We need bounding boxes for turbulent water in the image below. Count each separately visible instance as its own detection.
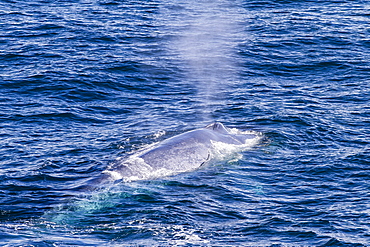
[1,0,369,246]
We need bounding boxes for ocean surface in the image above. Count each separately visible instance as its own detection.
[1,0,369,246]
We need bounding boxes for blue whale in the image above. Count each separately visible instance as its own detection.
[89,122,260,187]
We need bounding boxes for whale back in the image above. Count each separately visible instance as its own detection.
[86,122,261,187]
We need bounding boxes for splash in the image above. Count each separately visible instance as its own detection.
[104,155,178,182]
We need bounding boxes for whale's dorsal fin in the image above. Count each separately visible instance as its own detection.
[205,122,229,134]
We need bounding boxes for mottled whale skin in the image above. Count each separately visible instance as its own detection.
[90,122,259,187]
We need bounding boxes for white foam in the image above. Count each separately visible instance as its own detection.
[228,127,261,136]
[102,170,123,181]
[110,156,181,182]
[209,131,263,162]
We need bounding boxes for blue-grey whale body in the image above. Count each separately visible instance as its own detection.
[90,122,261,187]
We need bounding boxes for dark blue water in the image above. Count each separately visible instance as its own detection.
[1,0,369,245]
